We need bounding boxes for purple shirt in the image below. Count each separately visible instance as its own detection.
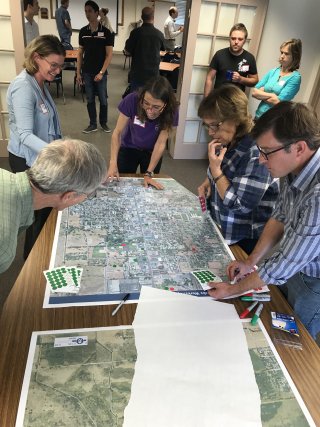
[119,92,179,151]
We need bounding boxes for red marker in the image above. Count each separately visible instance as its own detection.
[239,301,258,319]
[243,292,253,297]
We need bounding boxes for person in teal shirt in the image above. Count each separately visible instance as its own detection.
[252,39,302,119]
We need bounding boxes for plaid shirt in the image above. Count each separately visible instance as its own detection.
[207,135,279,244]
[259,148,320,285]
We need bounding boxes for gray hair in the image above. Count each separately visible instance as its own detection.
[27,139,106,194]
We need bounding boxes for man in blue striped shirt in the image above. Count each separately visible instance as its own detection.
[208,101,320,340]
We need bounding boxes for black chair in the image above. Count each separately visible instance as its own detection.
[47,71,65,104]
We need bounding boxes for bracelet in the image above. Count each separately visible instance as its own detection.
[144,171,154,178]
[213,172,224,183]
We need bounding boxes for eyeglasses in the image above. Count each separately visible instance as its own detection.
[142,98,165,112]
[82,189,97,200]
[41,56,65,71]
[202,121,223,132]
[256,141,296,160]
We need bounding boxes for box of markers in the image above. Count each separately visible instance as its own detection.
[271,312,299,336]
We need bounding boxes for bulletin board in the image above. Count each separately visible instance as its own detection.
[57,0,119,33]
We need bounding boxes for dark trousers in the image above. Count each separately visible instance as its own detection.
[8,152,52,260]
[117,147,162,174]
[83,72,108,126]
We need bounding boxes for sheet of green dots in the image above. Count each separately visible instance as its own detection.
[193,270,218,284]
[46,268,69,290]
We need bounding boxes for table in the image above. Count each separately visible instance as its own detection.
[0,177,319,426]
[65,49,78,60]
[159,61,180,72]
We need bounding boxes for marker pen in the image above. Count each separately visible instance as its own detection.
[251,303,264,325]
[241,295,271,302]
[239,301,258,319]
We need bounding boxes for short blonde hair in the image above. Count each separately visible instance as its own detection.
[23,35,65,75]
[198,84,252,139]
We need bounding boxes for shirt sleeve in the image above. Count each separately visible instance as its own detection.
[255,69,273,89]
[220,149,275,213]
[78,28,83,47]
[104,28,114,46]
[118,93,137,119]
[167,20,181,38]
[209,52,219,70]
[10,81,48,153]
[277,72,301,101]
[259,186,320,285]
[247,53,258,75]
[125,29,135,54]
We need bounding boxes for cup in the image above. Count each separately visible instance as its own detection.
[226,70,233,81]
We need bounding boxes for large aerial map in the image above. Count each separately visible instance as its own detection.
[17,322,312,426]
[44,178,234,307]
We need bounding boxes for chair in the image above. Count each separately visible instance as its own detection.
[123,49,131,69]
[47,71,65,104]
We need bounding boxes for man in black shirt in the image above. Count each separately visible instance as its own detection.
[204,23,258,96]
[124,7,165,92]
[76,0,113,133]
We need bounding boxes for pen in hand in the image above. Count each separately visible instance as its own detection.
[112,293,130,316]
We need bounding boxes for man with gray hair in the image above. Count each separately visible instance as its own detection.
[0,139,106,274]
[163,6,183,52]
[208,101,320,341]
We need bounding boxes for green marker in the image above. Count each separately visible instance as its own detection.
[251,303,264,325]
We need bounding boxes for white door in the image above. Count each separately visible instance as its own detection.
[170,0,268,159]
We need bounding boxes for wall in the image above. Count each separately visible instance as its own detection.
[37,0,149,52]
[248,0,320,115]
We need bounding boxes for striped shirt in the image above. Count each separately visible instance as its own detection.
[207,135,279,244]
[259,148,320,284]
[0,170,34,274]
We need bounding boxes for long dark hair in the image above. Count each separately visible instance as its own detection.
[137,76,178,132]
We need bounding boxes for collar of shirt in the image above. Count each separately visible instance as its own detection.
[288,147,320,192]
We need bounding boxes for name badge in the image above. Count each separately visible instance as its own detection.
[240,65,249,72]
[278,80,286,87]
[133,116,145,127]
[98,32,104,37]
[40,103,48,114]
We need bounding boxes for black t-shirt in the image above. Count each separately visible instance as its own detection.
[79,23,114,74]
[125,23,165,84]
[209,47,257,91]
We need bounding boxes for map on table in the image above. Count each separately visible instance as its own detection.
[16,321,314,427]
[44,178,234,307]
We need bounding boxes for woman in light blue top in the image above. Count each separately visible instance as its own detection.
[7,34,65,169]
[6,35,65,258]
[252,39,302,119]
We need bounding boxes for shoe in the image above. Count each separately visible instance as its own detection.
[101,124,111,133]
[82,125,97,134]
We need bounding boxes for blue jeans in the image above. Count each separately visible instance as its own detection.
[280,272,320,340]
[83,72,108,126]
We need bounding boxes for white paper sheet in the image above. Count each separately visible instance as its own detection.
[123,287,262,427]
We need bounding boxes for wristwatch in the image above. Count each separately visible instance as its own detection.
[144,171,154,178]
[99,70,104,75]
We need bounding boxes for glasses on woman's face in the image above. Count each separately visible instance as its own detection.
[142,98,165,113]
[41,56,65,71]
[256,141,295,160]
[202,121,223,132]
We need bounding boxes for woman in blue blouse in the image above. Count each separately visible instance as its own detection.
[252,39,302,119]
[197,85,279,254]
[7,35,65,258]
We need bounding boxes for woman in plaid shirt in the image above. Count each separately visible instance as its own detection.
[198,84,279,254]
